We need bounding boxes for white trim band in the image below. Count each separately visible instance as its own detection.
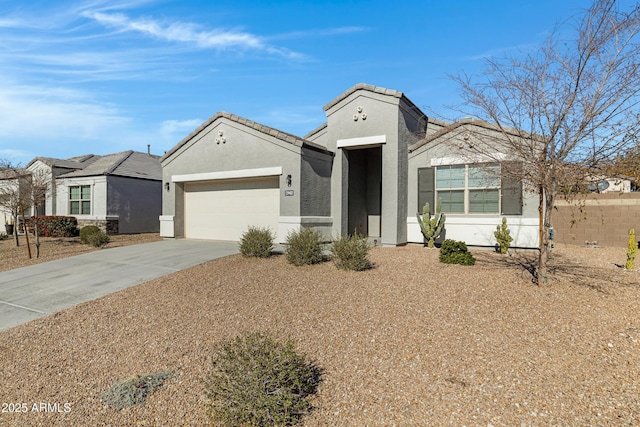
[172,167,283,183]
[337,134,386,149]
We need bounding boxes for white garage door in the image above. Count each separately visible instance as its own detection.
[184,177,280,241]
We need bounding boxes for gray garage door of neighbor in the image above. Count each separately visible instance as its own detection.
[184,177,280,241]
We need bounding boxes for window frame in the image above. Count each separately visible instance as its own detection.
[69,184,91,215]
[435,163,501,214]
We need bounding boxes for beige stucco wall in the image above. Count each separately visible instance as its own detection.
[553,193,640,247]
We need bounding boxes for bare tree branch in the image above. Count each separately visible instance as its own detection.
[450,0,640,282]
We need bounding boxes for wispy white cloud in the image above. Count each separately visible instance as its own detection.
[0,149,33,165]
[269,26,368,41]
[463,42,543,62]
[83,10,305,59]
[254,107,326,137]
[159,119,202,144]
[0,77,137,162]
[0,18,26,28]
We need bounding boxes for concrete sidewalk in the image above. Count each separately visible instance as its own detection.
[0,239,238,332]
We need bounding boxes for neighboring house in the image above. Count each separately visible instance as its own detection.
[160,83,539,247]
[18,150,162,234]
[0,168,31,235]
[586,175,634,193]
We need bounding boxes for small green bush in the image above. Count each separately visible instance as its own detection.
[439,239,476,266]
[204,332,321,427]
[79,225,109,248]
[100,371,173,410]
[331,233,371,271]
[285,227,324,266]
[79,225,101,243]
[0,232,8,241]
[239,226,274,258]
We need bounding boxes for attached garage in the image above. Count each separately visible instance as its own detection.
[160,111,333,242]
[183,176,280,241]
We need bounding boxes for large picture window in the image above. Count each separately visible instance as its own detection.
[435,163,500,214]
[419,163,522,216]
[69,185,91,215]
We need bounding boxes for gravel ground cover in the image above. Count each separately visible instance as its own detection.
[0,241,638,426]
[0,233,163,272]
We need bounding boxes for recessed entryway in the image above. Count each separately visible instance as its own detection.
[346,146,382,238]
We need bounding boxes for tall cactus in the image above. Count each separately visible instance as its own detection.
[417,202,446,248]
[626,228,637,270]
[494,217,513,254]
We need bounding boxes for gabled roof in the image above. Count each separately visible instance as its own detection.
[408,117,527,153]
[161,111,330,163]
[0,167,29,180]
[27,154,98,170]
[323,83,424,116]
[303,122,327,140]
[59,151,161,180]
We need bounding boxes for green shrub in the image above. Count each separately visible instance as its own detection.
[79,225,101,243]
[79,225,109,248]
[204,332,321,427]
[331,233,371,271]
[285,227,324,266]
[239,226,274,258]
[494,217,513,254]
[100,371,173,410]
[439,239,476,266]
[0,232,8,241]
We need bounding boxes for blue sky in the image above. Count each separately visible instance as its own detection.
[0,0,628,165]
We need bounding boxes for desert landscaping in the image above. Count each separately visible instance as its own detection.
[0,236,638,426]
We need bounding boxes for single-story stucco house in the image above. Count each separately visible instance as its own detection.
[160,83,539,247]
[0,150,161,235]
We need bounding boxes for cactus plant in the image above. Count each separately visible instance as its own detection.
[494,217,513,254]
[417,202,446,248]
[626,228,637,270]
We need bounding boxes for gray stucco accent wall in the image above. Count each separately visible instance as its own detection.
[107,175,162,233]
[300,147,332,216]
[323,89,417,245]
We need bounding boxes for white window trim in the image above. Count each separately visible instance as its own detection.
[69,184,92,215]
[436,164,501,214]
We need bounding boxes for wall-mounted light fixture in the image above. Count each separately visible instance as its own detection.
[165,182,170,191]
[286,174,292,187]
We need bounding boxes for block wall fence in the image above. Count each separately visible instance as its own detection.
[552,193,640,248]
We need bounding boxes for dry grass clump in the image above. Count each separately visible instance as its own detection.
[100,371,173,410]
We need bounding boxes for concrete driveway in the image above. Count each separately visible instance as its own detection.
[0,239,239,332]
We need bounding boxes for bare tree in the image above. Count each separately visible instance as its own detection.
[451,0,640,283]
[0,160,32,252]
[29,168,52,258]
[603,136,640,185]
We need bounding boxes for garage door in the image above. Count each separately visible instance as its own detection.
[184,177,280,241]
